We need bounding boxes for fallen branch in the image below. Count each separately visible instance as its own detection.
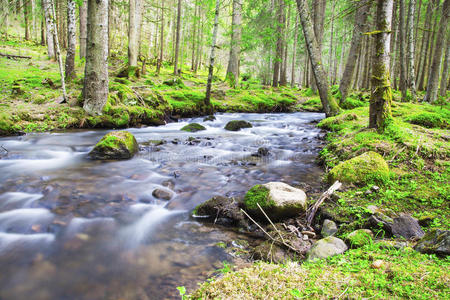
[0,52,32,59]
[306,181,342,228]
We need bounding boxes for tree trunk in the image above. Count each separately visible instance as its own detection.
[422,1,439,90]
[65,0,76,80]
[424,0,450,102]
[174,0,182,75]
[291,12,299,87]
[24,0,30,40]
[296,0,340,117]
[128,0,142,69]
[83,0,109,115]
[440,33,450,97]
[339,0,370,102]
[205,0,220,109]
[369,0,394,132]
[328,0,336,82]
[398,0,407,99]
[416,0,434,89]
[43,0,55,59]
[273,0,284,87]
[3,0,8,39]
[406,0,417,100]
[156,0,164,75]
[191,0,198,71]
[225,0,242,88]
[79,0,87,59]
[280,2,289,86]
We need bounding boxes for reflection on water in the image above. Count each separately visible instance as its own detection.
[0,112,324,299]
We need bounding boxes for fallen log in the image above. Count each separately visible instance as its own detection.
[0,52,32,59]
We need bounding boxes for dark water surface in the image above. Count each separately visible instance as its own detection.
[0,112,324,299]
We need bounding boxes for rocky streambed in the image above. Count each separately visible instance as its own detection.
[0,112,328,299]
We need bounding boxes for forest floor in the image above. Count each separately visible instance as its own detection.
[1,36,449,298]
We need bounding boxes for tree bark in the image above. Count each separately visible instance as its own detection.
[440,33,450,97]
[24,0,30,40]
[328,0,336,82]
[280,1,289,86]
[65,0,76,80]
[424,0,450,102]
[42,0,55,59]
[291,12,299,87]
[273,0,284,87]
[296,0,340,117]
[128,0,142,68]
[416,0,434,89]
[226,0,242,88]
[339,0,370,102]
[205,0,220,109]
[156,0,164,75]
[174,0,182,75]
[406,0,417,100]
[191,0,199,71]
[369,0,394,132]
[79,0,87,59]
[398,0,407,99]
[83,0,109,115]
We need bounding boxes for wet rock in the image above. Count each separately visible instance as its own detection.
[192,196,246,227]
[243,182,307,221]
[414,229,450,256]
[152,189,173,201]
[89,131,139,160]
[224,120,252,131]
[391,214,424,240]
[307,236,348,261]
[345,229,373,248]
[252,147,270,157]
[321,219,338,237]
[328,151,389,185]
[367,212,394,235]
[203,115,216,122]
[180,123,206,132]
[162,180,175,190]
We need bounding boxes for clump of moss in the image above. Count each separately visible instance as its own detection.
[318,113,358,131]
[300,97,322,112]
[224,120,252,131]
[0,113,14,135]
[406,112,448,129]
[328,151,389,185]
[243,185,272,210]
[89,131,139,160]
[181,123,206,132]
[341,97,367,109]
[345,229,373,248]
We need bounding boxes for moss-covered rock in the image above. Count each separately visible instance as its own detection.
[328,151,389,185]
[224,120,252,131]
[89,131,139,160]
[180,123,206,132]
[414,229,450,256]
[243,182,307,221]
[192,196,246,227]
[345,229,374,248]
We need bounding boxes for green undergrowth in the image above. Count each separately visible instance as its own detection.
[318,101,450,230]
[189,243,449,299]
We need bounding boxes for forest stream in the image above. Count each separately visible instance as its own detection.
[0,112,325,299]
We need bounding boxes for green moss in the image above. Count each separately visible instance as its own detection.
[180,123,206,132]
[243,185,272,210]
[345,230,373,248]
[329,151,389,185]
[224,120,253,131]
[406,112,448,129]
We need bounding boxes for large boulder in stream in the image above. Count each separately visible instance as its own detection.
[89,131,139,160]
[181,123,206,132]
[328,151,389,185]
[224,120,252,131]
[243,182,307,221]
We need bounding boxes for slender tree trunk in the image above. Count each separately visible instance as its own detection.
[423,1,439,90]
[273,0,284,87]
[174,0,182,75]
[83,0,109,115]
[328,0,336,82]
[24,0,30,40]
[128,0,142,69]
[191,0,198,71]
[399,0,407,99]
[156,0,164,75]
[339,0,370,101]
[296,0,340,117]
[79,0,87,59]
[390,0,398,82]
[414,0,423,70]
[226,0,242,88]
[205,0,220,108]
[65,0,76,80]
[3,0,9,38]
[291,12,299,87]
[416,0,434,89]
[43,0,55,59]
[440,34,450,97]
[41,13,45,45]
[424,0,450,102]
[406,0,417,100]
[369,0,394,132]
[280,2,289,86]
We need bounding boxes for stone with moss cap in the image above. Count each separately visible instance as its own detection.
[243,182,307,221]
[328,151,389,185]
[180,123,206,132]
[224,120,252,131]
[89,131,139,160]
[345,229,374,248]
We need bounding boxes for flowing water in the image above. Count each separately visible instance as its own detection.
[0,112,325,299]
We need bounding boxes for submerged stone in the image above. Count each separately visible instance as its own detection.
[89,131,138,160]
[243,182,307,221]
[224,120,252,131]
[328,151,389,185]
[152,189,173,201]
[181,123,206,132]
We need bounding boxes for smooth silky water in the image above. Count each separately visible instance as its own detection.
[0,112,324,299]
